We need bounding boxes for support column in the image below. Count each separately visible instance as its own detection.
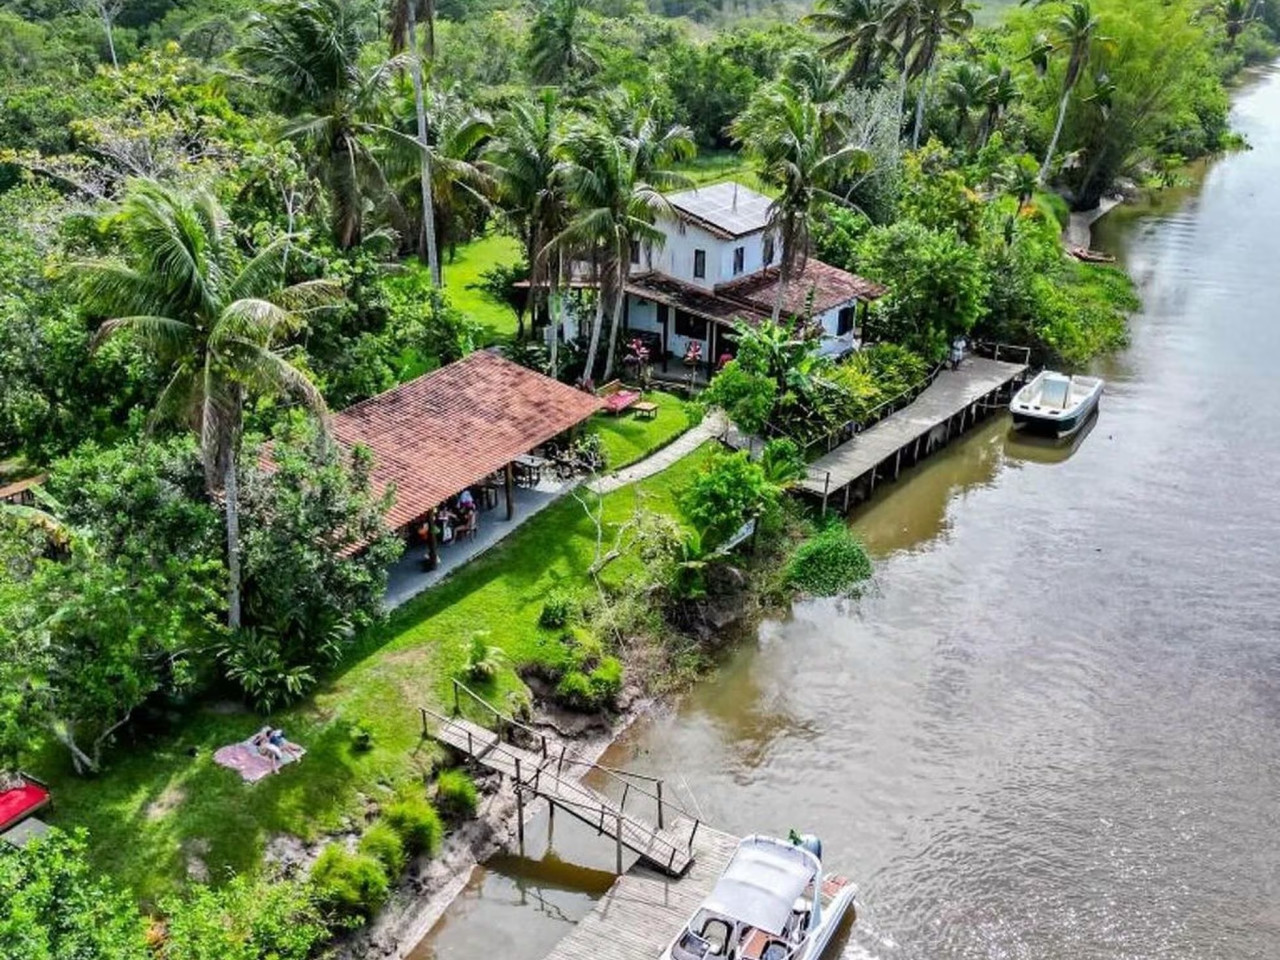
[426,509,439,570]
[894,448,902,479]
[505,462,515,521]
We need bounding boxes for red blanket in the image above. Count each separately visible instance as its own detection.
[0,780,50,832]
[603,390,641,413]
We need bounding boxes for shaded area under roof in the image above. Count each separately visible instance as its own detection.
[331,351,602,531]
[665,182,775,239]
[626,273,771,326]
[718,260,887,317]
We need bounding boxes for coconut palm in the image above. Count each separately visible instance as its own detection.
[893,0,974,148]
[943,60,991,145]
[804,0,891,89]
[731,85,873,323]
[1029,0,1109,182]
[485,90,569,343]
[388,0,441,283]
[239,0,402,249]
[977,59,1019,146]
[528,0,599,88]
[1204,0,1256,48]
[551,125,676,383]
[72,181,340,629]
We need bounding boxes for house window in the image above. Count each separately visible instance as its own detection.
[630,240,640,265]
[733,246,745,275]
[837,305,856,336]
[674,310,708,341]
[763,236,775,266]
[677,219,688,236]
[693,249,706,279]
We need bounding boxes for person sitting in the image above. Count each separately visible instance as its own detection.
[268,728,302,759]
[250,726,284,773]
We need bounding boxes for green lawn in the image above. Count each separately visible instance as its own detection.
[590,391,699,471]
[32,445,715,905]
[674,151,774,196]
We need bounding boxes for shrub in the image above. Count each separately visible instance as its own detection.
[554,656,624,712]
[786,525,873,597]
[161,873,328,960]
[538,589,576,629]
[464,632,505,683]
[588,656,624,705]
[554,671,595,711]
[350,724,373,753]
[382,796,443,857]
[309,846,389,923]
[357,823,406,876]
[435,769,479,819]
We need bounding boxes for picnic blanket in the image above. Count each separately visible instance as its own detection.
[213,738,306,784]
[0,779,50,832]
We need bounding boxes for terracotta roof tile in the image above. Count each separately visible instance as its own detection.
[331,351,601,531]
[717,260,886,316]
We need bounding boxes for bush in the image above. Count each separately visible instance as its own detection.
[350,723,373,753]
[588,656,624,704]
[435,769,479,819]
[309,846,389,923]
[382,796,443,857]
[538,589,577,629]
[161,873,328,960]
[786,525,873,597]
[554,656,624,712]
[554,671,596,710]
[357,823,406,876]
[464,632,505,683]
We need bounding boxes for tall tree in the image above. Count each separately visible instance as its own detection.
[72,181,340,629]
[239,0,401,249]
[804,0,890,89]
[977,59,1019,146]
[486,90,569,343]
[527,0,599,88]
[894,0,974,148]
[1028,0,1108,182]
[943,60,991,146]
[75,0,122,68]
[732,85,873,322]
[389,0,441,284]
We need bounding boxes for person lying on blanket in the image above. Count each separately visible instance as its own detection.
[250,727,284,773]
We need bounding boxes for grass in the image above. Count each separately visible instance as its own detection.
[673,150,774,196]
[589,391,699,471]
[31,445,715,906]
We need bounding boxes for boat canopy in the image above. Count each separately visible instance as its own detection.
[702,838,816,936]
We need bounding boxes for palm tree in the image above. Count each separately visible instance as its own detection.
[388,0,441,284]
[804,0,890,89]
[239,0,402,249]
[73,181,340,629]
[977,59,1018,146]
[485,91,568,343]
[1208,0,1256,49]
[894,0,974,148]
[943,60,991,146]
[528,0,599,88]
[731,85,873,323]
[551,124,679,383]
[1029,0,1108,182]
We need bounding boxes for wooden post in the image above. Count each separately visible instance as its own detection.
[419,707,428,737]
[452,679,460,716]
[516,784,525,853]
[616,813,624,875]
[656,780,664,829]
[515,756,522,786]
[620,782,630,812]
[893,448,902,480]
[504,462,515,521]
[426,508,439,570]
[687,819,700,852]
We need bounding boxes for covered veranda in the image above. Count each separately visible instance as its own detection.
[330,351,602,604]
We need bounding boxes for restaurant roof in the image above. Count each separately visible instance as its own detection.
[331,351,602,531]
[665,182,774,239]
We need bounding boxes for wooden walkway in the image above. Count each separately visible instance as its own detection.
[541,825,740,960]
[422,706,697,876]
[800,356,1028,511]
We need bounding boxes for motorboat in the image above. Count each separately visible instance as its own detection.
[663,834,856,960]
[1011,371,1104,437]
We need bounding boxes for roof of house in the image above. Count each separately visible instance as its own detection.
[0,474,46,502]
[626,272,771,326]
[665,182,775,239]
[718,260,887,316]
[330,351,602,531]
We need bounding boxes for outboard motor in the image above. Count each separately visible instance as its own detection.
[796,834,823,862]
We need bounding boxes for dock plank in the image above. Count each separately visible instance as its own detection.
[800,356,1027,496]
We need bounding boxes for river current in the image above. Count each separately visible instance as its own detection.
[412,67,1280,960]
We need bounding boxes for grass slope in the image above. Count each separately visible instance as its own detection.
[34,445,714,905]
[590,392,698,471]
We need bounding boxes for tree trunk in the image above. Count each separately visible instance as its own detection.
[912,60,933,150]
[601,261,628,382]
[100,3,118,68]
[407,4,441,287]
[54,725,98,776]
[224,455,242,630]
[549,249,564,376]
[581,259,604,384]
[1040,87,1073,183]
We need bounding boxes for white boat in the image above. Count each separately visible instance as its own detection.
[1011,371,1104,437]
[662,834,857,960]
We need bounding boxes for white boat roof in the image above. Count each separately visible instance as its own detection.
[702,837,817,936]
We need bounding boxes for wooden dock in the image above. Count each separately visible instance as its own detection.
[422,692,700,877]
[800,355,1028,512]
[541,825,741,960]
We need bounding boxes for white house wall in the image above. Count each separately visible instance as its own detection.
[642,214,780,291]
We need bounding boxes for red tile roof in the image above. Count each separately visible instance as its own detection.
[626,272,771,326]
[331,351,602,531]
[717,259,886,316]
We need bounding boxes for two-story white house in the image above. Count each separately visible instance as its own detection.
[621,181,886,375]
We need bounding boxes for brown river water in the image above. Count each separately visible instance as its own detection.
[411,67,1280,960]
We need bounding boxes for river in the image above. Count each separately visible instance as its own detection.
[411,67,1280,960]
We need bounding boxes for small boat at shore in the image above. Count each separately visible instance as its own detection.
[662,834,856,960]
[1069,246,1117,264]
[1011,371,1104,437]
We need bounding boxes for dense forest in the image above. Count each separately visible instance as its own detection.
[1,0,1275,955]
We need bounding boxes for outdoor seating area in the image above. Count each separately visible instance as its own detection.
[598,379,643,415]
[0,772,51,849]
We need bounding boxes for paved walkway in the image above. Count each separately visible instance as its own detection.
[587,411,726,495]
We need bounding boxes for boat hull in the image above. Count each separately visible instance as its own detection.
[1011,380,1102,437]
